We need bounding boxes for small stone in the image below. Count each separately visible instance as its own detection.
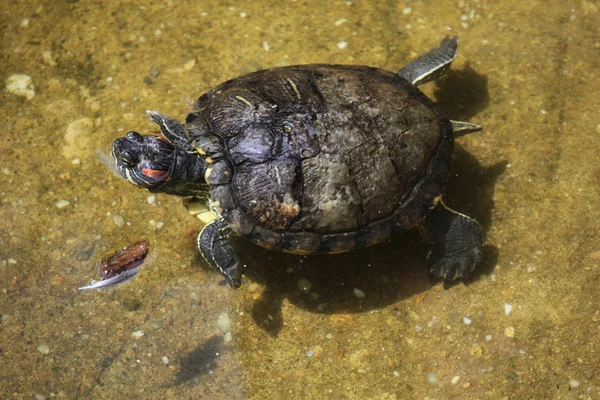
[353,288,365,298]
[5,74,35,100]
[462,382,471,388]
[402,7,412,14]
[63,118,94,159]
[305,349,315,358]
[1,168,9,175]
[470,344,484,357]
[55,199,70,209]
[162,356,169,365]
[569,379,581,388]
[451,375,461,385]
[427,373,439,385]
[155,221,164,229]
[504,327,515,338]
[37,344,50,354]
[337,41,348,49]
[20,19,30,27]
[35,394,46,400]
[8,258,17,265]
[588,251,600,260]
[505,304,513,315]
[393,370,400,377]
[325,333,333,339]
[334,18,347,26]
[147,195,156,204]
[223,332,233,343]
[183,59,196,70]
[297,278,312,293]
[217,312,232,333]
[132,330,144,338]
[463,316,472,325]
[113,214,125,228]
[485,334,493,341]
[262,41,270,51]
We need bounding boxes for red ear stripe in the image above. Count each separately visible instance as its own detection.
[142,168,169,179]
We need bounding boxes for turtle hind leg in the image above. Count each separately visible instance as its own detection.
[424,198,484,281]
[198,218,242,288]
[396,36,458,86]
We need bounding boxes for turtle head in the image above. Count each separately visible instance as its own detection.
[111,131,208,197]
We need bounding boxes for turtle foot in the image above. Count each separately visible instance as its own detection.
[425,201,484,282]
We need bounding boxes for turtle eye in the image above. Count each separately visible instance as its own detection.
[120,150,138,168]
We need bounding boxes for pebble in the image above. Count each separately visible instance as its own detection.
[505,304,513,315]
[337,41,348,49]
[485,334,493,341]
[5,74,35,100]
[451,375,461,384]
[37,344,50,355]
[63,118,94,159]
[147,195,156,204]
[569,379,581,388]
[402,7,412,14]
[8,258,17,265]
[504,327,515,338]
[217,312,232,333]
[131,330,144,338]
[162,356,169,365]
[183,59,196,71]
[297,278,312,293]
[35,395,46,400]
[113,214,125,228]
[325,333,333,339]
[262,41,270,51]
[353,288,365,298]
[305,349,315,358]
[393,370,400,377]
[1,168,9,175]
[223,332,232,343]
[55,199,70,209]
[463,316,472,325]
[427,372,439,385]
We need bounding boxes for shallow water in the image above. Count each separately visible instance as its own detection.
[1,0,599,399]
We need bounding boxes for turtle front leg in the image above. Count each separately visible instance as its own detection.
[422,199,484,281]
[396,36,458,86]
[198,218,242,288]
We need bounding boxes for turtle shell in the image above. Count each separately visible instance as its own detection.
[185,65,453,254]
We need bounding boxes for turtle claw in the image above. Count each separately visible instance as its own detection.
[427,246,482,282]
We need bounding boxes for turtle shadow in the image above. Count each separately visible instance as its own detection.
[433,63,490,122]
[237,148,506,336]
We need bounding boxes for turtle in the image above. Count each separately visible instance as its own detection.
[111,36,484,289]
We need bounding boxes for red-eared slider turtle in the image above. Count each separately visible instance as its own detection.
[111,37,484,288]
